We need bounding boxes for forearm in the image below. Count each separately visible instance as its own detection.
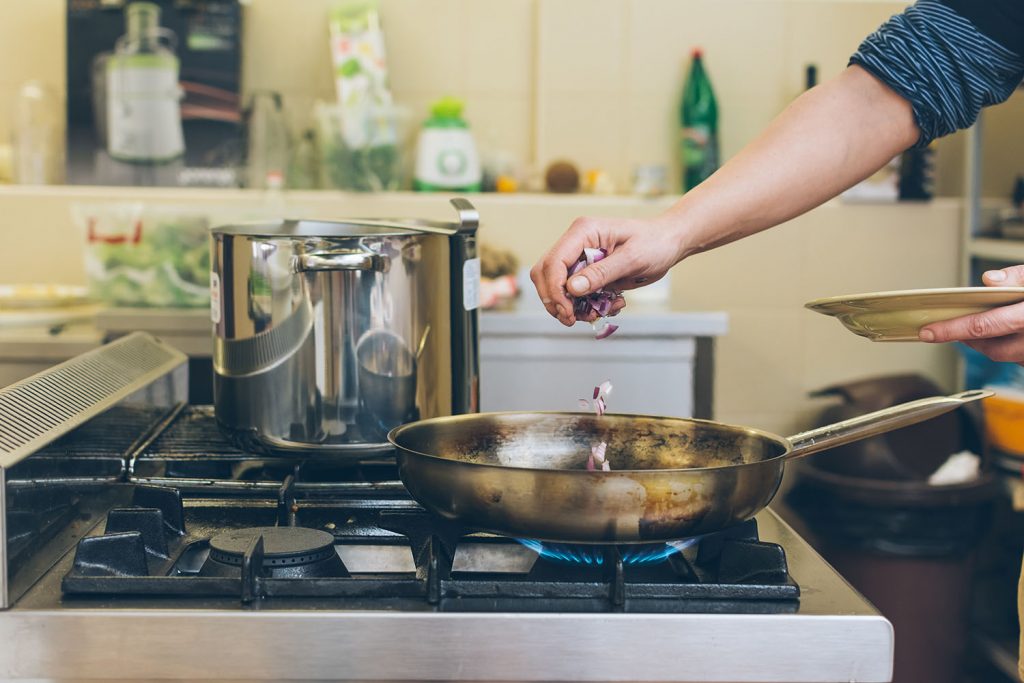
[663,65,919,257]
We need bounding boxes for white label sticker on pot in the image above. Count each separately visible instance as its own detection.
[210,272,221,324]
[463,258,481,311]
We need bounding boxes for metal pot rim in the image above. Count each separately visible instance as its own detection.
[211,219,423,239]
[212,217,461,239]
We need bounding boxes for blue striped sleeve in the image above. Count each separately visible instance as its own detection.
[850,0,1024,147]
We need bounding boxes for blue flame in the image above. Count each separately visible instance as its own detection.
[518,537,701,566]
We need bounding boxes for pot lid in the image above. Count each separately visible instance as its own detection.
[211,217,457,239]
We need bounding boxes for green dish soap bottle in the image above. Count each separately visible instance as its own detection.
[413,97,482,192]
[679,48,719,192]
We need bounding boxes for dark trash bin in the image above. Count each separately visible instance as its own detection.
[787,374,1000,683]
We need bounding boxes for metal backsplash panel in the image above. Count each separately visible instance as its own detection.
[0,333,187,607]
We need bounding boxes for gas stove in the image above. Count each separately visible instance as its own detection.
[0,334,894,682]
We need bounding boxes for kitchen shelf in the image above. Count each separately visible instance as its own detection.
[968,237,1024,263]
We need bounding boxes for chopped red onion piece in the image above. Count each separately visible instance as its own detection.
[583,247,607,265]
[594,322,619,340]
[601,461,611,471]
[567,250,620,340]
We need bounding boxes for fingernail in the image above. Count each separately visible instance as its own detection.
[919,328,935,342]
[569,275,590,294]
[986,270,1007,282]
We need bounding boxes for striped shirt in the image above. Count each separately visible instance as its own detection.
[850,0,1024,146]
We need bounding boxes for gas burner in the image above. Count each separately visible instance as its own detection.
[517,538,702,566]
[199,527,347,578]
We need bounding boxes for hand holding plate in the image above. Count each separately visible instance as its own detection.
[920,266,1024,364]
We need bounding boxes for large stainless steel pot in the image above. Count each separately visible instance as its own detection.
[212,198,479,456]
[389,390,990,543]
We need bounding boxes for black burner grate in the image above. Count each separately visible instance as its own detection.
[62,481,800,611]
[126,406,405,494]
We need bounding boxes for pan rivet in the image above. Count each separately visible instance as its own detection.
[324,522,336,530]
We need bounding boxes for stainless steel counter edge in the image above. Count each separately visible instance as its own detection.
[0,610,893,682]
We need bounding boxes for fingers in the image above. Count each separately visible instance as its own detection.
[531,217,605,326]
[920,301,1024,342]
[983,265,1024,286]
[964,335,1024,364]
[530,258,575,326]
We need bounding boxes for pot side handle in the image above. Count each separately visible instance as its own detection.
[784,389,992,460]
[296,251,389,272]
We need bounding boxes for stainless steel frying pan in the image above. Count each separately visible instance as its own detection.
[388,390,990,544]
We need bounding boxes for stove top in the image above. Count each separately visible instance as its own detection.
[0,334,893,682]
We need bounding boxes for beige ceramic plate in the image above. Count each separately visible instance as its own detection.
[0,284,91,310]
[805,287,1024,341]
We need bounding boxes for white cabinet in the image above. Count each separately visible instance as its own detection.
[479,304,728,418]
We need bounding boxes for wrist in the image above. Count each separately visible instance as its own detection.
[654,205,703,263]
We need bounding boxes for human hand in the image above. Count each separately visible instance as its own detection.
[530,215,685,326]
[919,266,1024,364]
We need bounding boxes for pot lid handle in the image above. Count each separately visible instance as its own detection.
[450,197,479,235]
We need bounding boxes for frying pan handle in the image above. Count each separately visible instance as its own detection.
[784,389,992,460]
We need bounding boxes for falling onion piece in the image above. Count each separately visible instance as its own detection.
[581,381,613,413]
[577,383,613,471]
[586,441,608,471]
[594,322,619,340]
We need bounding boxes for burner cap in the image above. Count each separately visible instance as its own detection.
[209,527,336,567]
[200,526,347,578]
